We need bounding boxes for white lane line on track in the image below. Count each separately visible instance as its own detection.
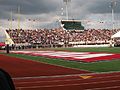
[14,74,120,84]
[13,71,120,80]
[16,79,120,89]
[86,85,120,90]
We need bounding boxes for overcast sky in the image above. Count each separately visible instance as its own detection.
[0,0,120,29]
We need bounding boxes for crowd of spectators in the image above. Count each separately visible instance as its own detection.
[6,28,120,48]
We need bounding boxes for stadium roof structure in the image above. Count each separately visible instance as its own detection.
[0,29,6,42]
[60,20,85,30]
[0,29,10,44]
[111,31,120,38]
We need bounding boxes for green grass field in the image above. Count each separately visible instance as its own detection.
[1,47,120,73]
[42,47,120,53]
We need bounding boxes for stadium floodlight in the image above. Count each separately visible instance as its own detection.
[17,6,21,30]
[63,0,71,20]
[61,8,64,16]
[17,6,21,36]
[63,0,71,3]
[111,0,117,30]
[10,10,13,30]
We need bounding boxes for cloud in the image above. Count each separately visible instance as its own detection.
[87,0,120,14]
[0,0,120,29]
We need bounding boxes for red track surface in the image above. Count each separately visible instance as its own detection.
[14,72,120,90]
[0,54,120,90]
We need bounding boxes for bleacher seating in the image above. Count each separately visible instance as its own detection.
[5,28,120,49]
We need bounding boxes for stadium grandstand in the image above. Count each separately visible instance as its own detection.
[0,0,120,50]
[0,29,6,49]
[1,1,120,90]
[1,28,119,50]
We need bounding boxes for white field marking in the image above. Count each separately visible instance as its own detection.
[11,51,55,53]
[12,51,113,60]
[72,54,113,59]
[16,79,120,89]
[11,50,92,72]
[34,53,112,59]
[12,51,89,55]
[11,51,30,54]
[15,74,120,84]
[32,53,89,57]
[32,53,72,57]
[32,52,89,56]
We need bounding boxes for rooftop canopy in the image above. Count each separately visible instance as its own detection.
[111,31,120,38]
[61,20,84,30]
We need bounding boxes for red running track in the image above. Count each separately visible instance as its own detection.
[1,54,120,90]
[0,54,89,78]
[14,72,120,90]
[0,54,89,89]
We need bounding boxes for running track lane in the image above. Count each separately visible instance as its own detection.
[0,54,90,90]
[14,72,120,90]
[1,54,120,90]
[0,54,89,78]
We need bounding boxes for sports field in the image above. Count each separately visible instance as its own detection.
[0,47,120,90]
[6,47,120,72]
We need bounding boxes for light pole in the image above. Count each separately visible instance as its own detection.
[8,10,13,30]
[111,0,117,30]
[63,0,71,20]
[110,0,117,47]
[17,6,21,36]
[18,6,20,30]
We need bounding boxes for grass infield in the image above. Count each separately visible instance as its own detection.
[1,47,120,73]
